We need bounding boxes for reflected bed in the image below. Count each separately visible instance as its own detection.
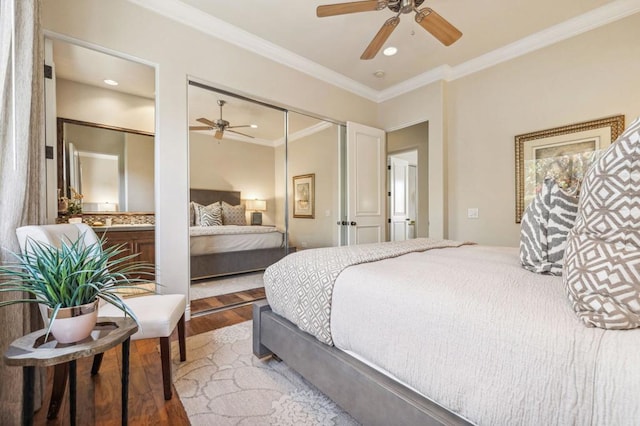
[189,188,291,280]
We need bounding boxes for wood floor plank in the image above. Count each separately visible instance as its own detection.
[31,290,257,425]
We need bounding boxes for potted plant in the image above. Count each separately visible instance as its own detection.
[0,233,154,343]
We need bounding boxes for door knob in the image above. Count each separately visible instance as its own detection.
[350,221,357,226]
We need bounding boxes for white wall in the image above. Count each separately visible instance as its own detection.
[42,0,379,314]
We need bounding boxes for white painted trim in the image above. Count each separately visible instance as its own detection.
[129,0,640,103]
[128,0,379,101]
[273,121,333,146]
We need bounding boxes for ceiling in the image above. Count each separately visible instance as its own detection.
[132,0,636,100]
[51,0,639,141]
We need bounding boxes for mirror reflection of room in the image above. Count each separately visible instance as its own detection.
[52,38,155,218]
[187,83,344,311]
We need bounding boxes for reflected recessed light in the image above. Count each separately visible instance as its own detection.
[383,46,398,56]
[250,124,258,129]
[373,70,385,79]
[103,79,119,86]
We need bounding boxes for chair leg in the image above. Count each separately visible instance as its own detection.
[178,313,186,362]
[91,353,105,376]
[160,336,172,400]
[47,363,68,420]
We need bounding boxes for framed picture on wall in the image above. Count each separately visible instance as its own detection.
[514,115,625,223]
[293,173,315,219]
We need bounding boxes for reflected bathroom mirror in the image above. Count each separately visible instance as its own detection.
[51,38,155,213]
[58,118,154,212]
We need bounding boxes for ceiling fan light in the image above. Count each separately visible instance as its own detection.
[383,46,398,56]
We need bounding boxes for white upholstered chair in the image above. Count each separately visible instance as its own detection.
[16,223,187,410]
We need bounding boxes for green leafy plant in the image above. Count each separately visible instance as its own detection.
[0,233,154,335]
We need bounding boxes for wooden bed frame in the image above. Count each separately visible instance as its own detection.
[252,300,471,426]
[190,189,291,280]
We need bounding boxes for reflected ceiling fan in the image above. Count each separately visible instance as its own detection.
[316,0,462,60]
[189,100,257,140]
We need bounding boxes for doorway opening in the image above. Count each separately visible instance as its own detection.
[388,150,418,241]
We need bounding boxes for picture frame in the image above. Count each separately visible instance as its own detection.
[515,115,625,223]
[293,173,315,219]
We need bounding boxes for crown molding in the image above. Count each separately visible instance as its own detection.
[273,121,333,146]
[129,0,640,103]
[128,0,379,101]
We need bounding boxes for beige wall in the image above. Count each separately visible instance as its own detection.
[287,125,341,249]
[378,82,447,239]
[446,12,640,246]
[42,0,379,309]
[56,79,154,133]
[380,13,640,246]
[189,133,277,225]
[125,133,154,211]
[387,121,429,238]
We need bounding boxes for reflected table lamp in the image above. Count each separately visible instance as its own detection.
[246,199,267,225]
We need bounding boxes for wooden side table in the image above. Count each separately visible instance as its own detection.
[3,317,138,426]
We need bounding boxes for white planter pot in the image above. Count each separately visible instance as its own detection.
[45,300,99,344]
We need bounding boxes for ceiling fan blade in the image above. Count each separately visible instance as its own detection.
[415,8,462,46]
[214,130,224,140]
[317,0,385,17]
[227,125,254,129]
[189,126,212,131]
[196,117,216,127]
[361,16,400,60]
[226,129,255,139]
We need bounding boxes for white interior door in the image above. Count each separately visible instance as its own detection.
[390,157,409,241]
[346,122,386,245]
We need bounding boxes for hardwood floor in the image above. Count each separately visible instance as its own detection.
[32,290,264,425]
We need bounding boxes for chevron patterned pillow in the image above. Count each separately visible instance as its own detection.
[221,201,247,225]
[564,116,640,329]
[195,202,222,226]
[520,178,579,275]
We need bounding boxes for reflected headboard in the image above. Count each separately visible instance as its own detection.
[190,189,241,206]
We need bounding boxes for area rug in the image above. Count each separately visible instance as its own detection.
[171,321,359,425]
[190,272,264,300]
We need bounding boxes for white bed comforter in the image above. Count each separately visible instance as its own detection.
[190,225,284,255]
[330,245,640,425]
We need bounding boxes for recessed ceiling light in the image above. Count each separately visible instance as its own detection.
[103,79,119,86]
[250,124,258,129]
[383,46,398,56]
[373,70,385,79]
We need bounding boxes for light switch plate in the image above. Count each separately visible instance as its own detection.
[467,208,479,219]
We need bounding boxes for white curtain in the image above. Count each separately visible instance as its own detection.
[0,0,45,423]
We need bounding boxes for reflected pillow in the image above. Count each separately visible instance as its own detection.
[221,201,247,225]
[520,177,579,275]
[564,116,640,329]
[192,202,222,226]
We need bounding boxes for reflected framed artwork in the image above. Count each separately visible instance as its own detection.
[293,173,315,219]
[514,115,625,223]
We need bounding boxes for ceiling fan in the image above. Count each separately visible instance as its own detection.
[189,100,257,140]
[316,0,462,60]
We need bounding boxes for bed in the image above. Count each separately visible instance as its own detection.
[190,189,292,280]
[253,240,640,426]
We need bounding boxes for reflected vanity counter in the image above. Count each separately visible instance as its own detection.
[92,223,156,280]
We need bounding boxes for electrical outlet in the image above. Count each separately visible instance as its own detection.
[467,208,479,219]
